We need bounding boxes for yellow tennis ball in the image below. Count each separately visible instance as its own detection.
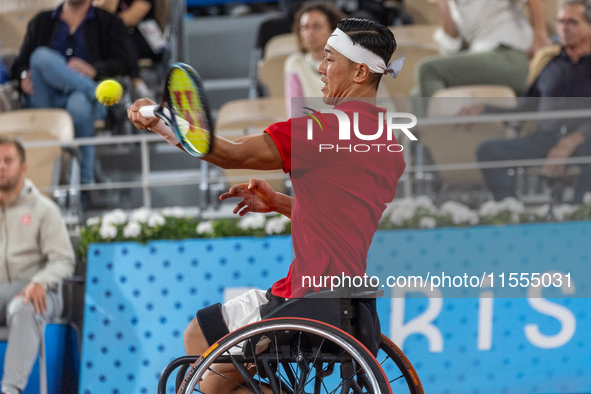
[95,79,123,106]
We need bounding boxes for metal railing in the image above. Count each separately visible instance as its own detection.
[23,131,289,211]
[22,107,591,214]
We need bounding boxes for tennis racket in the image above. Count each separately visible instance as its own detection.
[139,63,214,157]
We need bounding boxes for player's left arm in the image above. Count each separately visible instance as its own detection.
[220,178,292,218]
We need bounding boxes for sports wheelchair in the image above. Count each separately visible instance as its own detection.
[158,289,423,394]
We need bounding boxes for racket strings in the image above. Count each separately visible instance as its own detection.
[168,68,211,154]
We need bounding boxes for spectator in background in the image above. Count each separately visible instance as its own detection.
[93,0,162,97]
[93,0,162,61]
[412,0,550,98]
[285,1,346,113]
[472,0,591,204]
[0,138,75,394]
[11,0,133,184]
[257,0,389,60]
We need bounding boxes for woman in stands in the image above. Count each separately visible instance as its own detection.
[284,1,346,114]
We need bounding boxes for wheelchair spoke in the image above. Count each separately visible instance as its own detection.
[294,331,315,394]
[285,361,299,388]
[378,341,420,392]
[378,353,406,387]
[309,339,326,371]
[249,338,266,394]
[294,331,303,391]
[327,361,372,394]
[271,333,297,394]
[304,349,347,387]
[302,339,329,387]
[204,365,252,393]
[176,320,419,394]
[258,333,293,394]
[225,349,265,394]
[390,375,404,384]
[274,333,283,394]
[278,376,296,394]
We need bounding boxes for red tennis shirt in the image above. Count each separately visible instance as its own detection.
[264,100,406,298]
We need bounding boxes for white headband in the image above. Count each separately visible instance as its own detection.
[326,28,404,78]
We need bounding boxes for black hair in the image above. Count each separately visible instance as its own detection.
[0,137,26,163]
[337,18,396,67]
[336,18,396,88]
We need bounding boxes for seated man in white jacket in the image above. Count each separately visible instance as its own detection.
[0,137,75,394]
[412,0,550,98]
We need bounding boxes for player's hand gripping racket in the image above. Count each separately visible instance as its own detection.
[139,63,214,157]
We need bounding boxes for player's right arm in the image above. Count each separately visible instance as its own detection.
[128,100,284,171]
[208,133,283,170]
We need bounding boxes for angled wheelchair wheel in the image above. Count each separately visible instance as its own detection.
[377,335,424,394]
[178,317,392,394]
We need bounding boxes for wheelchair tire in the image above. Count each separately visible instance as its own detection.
[378,334,424,394]
[178,317,392,394]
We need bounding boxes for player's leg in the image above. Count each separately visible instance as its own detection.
[184,317,210,355]
[181,318,392,394]
[200,363,274,394]
[184,318,257,394]
[184,289,272,394]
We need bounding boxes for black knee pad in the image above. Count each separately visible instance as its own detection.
[196,303,230,346]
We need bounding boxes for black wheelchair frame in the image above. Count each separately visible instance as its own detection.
[157,290,424,394]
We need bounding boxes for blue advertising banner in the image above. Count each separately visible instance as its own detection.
[80,223,591,394]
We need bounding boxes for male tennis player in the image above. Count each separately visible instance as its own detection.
[129,18,406,393]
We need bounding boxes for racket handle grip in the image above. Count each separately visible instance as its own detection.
[139,105,158,118]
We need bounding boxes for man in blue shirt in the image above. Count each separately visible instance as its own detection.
[473,0,591,204]
[12,0,133,184]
